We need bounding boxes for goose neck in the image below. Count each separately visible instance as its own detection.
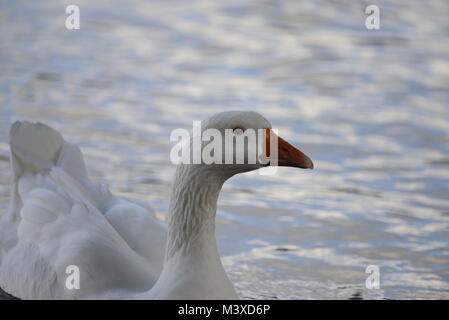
[165,165,226,260]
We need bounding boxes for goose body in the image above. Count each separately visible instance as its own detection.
[0,111,313,299]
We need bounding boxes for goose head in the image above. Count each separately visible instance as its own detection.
[189,110,313,178]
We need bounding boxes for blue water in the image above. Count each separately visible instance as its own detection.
[0,0,448,299]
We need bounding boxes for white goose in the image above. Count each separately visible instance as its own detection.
[0,111,313,299]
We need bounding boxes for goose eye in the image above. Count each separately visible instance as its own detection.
[233,126,245,135]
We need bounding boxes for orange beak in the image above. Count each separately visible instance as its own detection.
[262,129,314,169]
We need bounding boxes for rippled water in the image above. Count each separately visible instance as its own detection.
[1,0,449,299]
